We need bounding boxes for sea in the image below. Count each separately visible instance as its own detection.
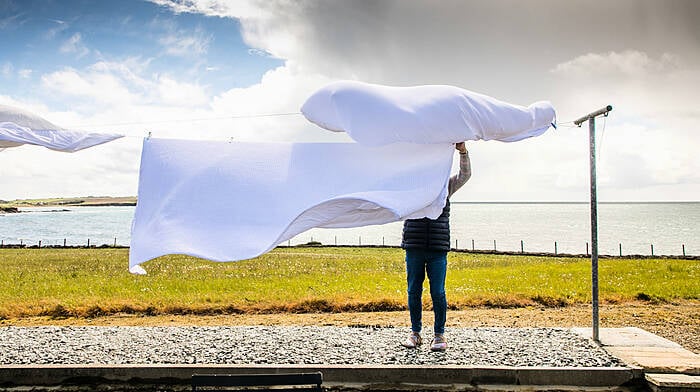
[1,202,698,257]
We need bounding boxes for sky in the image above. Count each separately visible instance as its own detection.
[1,0,699,202]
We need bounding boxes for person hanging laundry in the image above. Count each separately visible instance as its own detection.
[401,142,471,352]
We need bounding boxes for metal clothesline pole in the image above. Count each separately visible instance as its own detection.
[574,105,612,343]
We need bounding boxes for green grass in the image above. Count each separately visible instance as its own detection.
[0,247,697,318]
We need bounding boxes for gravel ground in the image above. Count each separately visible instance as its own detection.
[9,303,694,353]
[0,326,621,367]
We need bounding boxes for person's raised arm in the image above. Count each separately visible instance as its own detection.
[448,142,471,197]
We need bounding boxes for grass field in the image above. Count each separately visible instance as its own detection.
[0,247,697,319]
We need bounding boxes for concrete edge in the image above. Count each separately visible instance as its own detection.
[572,327,700,377]
[0,364,639,388]
[646,373,700,388]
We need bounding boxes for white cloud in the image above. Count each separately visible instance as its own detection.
[158,25,211,57]
[551,50,681,78]
[0,138,141,199]
[59,32,90,58]
[0,10,23,30]
[17,68,32,79]
[549,50,700,200]
[39,59,211,110]
[44,19,69,39]
[149,0,270,19]
[206,66,339,142]
[41,67,137,107]
[156,75,209,107]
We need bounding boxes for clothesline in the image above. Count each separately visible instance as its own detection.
[68,115,588,133]
[101,119,591,143]
[61,107,587,143]
[64,112,303,128]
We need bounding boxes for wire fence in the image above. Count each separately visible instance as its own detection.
[1,236,694,258]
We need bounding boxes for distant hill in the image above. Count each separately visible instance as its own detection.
[0,196,137,208]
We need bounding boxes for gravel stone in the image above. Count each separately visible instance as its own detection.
[0,326,622,367]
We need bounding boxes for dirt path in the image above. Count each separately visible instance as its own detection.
[4,302,698,354]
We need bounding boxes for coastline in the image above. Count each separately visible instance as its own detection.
[4,196,699,209]
[0,196,137,209]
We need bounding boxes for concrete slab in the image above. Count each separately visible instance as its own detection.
[0,364,638,388]
[573,327,700,376]
[572,327,684,348]
[646,373,700,392]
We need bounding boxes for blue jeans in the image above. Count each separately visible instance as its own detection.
[405,249,447,335]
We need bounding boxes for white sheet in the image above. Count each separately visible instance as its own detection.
[301,80,556,146]
[129,138,454,273]
[0,105,122,152]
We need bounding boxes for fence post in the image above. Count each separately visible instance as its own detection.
[334,236,337,246]
[114,237,117,247]
[472,239,475,251]
[619,243,622,256]
[64,238,66,247]
[87,238,90,247]
[521,240,524,253]
[39,240,42,248]
[682,244,686,256]
[586,242,589,256]
[455,239,458,249]
[359,236,361,246]
[383,236,385,246]
[493,240,497,251]
[651,244,654,256]
[554,241,558,255]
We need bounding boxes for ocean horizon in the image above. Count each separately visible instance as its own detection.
[1,202,698,257]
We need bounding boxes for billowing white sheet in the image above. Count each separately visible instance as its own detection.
[0,105,122,152]
[301,80,556,146]
[129,138,454,273]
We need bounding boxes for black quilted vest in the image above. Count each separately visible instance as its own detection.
[401,200,451,251]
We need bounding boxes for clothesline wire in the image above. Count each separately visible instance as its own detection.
[598,114,608,159]
[66,112,303,128]
[69,113,586,129]
[555,114,609,161]
[67,113,602,141]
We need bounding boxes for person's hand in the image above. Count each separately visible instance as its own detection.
[455,142,467,154]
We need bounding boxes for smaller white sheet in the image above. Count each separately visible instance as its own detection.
[301,80,556,146]
[129,138,455,272]
[0,105,123,152]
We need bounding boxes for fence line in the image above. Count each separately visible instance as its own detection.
[0,236,695,257]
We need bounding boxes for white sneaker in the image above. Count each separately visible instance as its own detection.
[401,332,422,348]
[430,334,447,352]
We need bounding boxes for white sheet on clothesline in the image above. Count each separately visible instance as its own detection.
[129,81,557,273]
[301,80,556,146]
[129,138,454,273]
[0,105,122,152]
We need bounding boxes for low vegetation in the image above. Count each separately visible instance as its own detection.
[0,196,136,208]
[0,247,697,319]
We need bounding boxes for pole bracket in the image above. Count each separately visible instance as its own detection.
[574,105,613,126]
